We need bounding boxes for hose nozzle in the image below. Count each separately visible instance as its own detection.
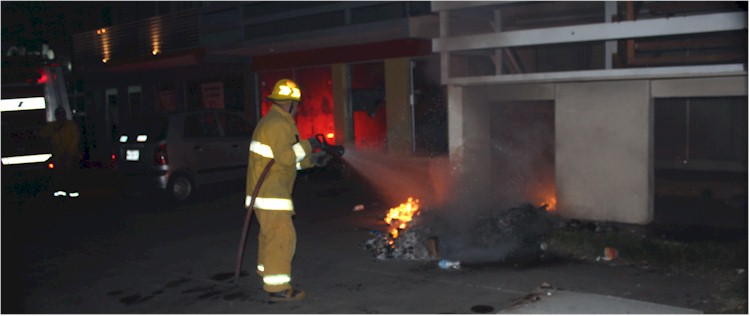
[315,133,345,156]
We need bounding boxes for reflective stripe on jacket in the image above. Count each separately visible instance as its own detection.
[245,105,314,213]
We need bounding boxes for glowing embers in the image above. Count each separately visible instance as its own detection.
[384,197,420,239]
[540,196,557,212]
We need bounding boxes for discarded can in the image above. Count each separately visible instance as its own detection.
[438,259,461,269]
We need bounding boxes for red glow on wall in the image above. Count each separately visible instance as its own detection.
[296,67,334,141]
[351,62,387,150]
[353,106,387,149]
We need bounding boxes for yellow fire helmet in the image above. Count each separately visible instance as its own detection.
[267,79,302,101]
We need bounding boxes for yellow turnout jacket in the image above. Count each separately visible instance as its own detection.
[39,120,80,160]
[245,105,314,214]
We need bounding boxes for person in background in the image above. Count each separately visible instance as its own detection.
[245,79,332,302]
[40,107,81,198]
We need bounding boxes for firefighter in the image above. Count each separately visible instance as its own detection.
[40,107,81,198]
[246,79,332,302]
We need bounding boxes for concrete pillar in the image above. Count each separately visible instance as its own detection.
[555,80,653,224]
[385,57,413,154]
[331,63,352,146]
[242,64,257,125]
[447,85,492,204]
[461,86,492,196]
[447,84,465,159]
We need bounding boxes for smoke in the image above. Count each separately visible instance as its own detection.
[342,149,455,208]
[351,101,556,264]
[426,102,555,263]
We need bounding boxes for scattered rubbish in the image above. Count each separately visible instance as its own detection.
[353,204,365,212]
[362,203,555,263]
[438,259,461,269]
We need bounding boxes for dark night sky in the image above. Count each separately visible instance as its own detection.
[2,1,106,57]
[3,2,69,45]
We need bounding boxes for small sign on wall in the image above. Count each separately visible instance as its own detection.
[201,82,224,109]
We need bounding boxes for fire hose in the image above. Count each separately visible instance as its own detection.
[234,159,275,283]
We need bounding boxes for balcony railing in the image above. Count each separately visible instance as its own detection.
[72,2,434,65]
[72,9,200,64]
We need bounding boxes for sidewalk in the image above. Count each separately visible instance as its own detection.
[498,290,701,314]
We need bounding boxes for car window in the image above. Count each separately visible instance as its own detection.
[218,112,253,138]
[184,113,220,138]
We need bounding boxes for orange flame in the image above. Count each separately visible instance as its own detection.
[384,197,420,239]
[540,196,557,212]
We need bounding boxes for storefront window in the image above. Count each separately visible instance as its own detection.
[350,62,387,150]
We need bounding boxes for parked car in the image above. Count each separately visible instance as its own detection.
[114,109,254,201]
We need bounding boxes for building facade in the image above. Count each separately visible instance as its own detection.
[69,1,748,225]
[432,1,747,224]
[71,1,446,164]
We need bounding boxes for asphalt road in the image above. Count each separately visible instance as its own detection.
[1,169,727,313]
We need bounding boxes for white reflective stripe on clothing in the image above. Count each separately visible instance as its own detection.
[54,191,67,197]
[292,143,306,162]
[257,264,265,272]
[69,192,80,198]
[249,141,274,159]
[263,274,291,286]
[296,162,302,170]
[246,195,294,211]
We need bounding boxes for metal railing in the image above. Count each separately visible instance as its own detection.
[73,9,200,64]
[72,2,433,64]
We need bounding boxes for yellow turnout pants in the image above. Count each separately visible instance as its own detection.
[255,208,297,293]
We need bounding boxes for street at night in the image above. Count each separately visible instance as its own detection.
[2,1,747,313]
[1,166,746,313]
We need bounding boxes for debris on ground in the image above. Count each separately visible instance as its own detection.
[361,203,557,263]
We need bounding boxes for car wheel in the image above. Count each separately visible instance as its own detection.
[168,174,193,201]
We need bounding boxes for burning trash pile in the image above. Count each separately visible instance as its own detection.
[362,197,431,260]
[362,197,558,264]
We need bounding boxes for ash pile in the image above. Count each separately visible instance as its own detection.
[362,203,558,263]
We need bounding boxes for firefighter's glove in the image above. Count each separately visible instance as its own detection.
[307,137,323,150]
[311,151,333,167]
